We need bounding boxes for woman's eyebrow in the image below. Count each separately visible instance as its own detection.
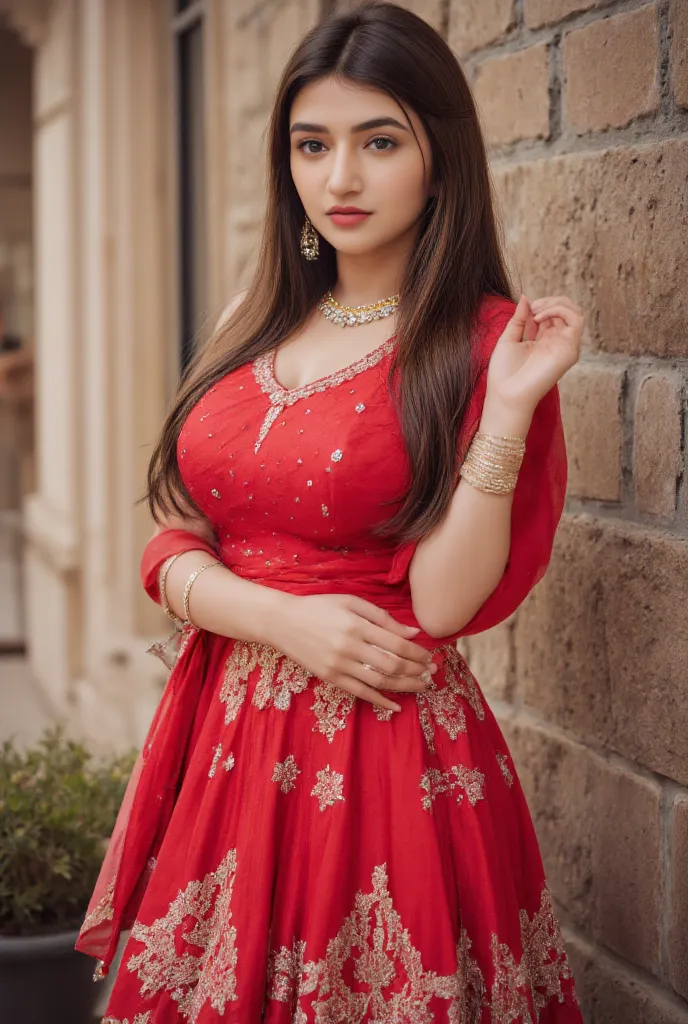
[290,116,409,135]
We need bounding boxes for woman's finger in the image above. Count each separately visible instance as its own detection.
[532,304,583,327]
[336,674,403,712]
[359,621,432,667]
[499,294,530,344]
[531,295,582,314]
[347,660,430,694]
[348,597,422,640]
[349,639,434,681]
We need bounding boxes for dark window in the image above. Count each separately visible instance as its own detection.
[171,1,207,369]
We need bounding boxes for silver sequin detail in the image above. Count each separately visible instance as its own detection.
[331,449,343,462]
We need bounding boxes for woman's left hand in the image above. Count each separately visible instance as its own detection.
[485,294,583,413]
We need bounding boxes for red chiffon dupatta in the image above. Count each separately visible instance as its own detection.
[75,530,218,973]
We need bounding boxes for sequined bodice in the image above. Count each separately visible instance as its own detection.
[178,338,410,594]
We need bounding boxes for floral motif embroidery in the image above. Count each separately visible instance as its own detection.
[497,752,514,787]
[311,682,356,742]
[373,704,395,721]
[219,641,311,724]
[419,765,486,812]
[267,874,575,1023]
[127,849,239,1022]
[81,879,115,933]
[252,339,395,452]
[219,642,474,753]
[416,647,485,754]
[253,649,311,711]
[218,643,255,724]
[267,863,487,1023]
[272,754,301,793]
[490,885,574,1023]
[208,743,235,778]
[311,764,345,811]
[102,1015,151,1024]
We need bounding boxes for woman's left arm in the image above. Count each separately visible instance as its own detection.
[409,294,583,639]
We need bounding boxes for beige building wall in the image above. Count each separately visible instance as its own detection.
[0,25,32,647]
[1,0,686,1019]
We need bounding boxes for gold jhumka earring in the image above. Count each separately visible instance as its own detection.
[300,216,319,260]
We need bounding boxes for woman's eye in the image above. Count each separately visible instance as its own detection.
[367,136,396,151]
[297,140,325,155]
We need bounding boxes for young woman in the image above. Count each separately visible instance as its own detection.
[78,3,584,1021]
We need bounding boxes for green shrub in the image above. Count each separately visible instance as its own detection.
[0,727,136,937]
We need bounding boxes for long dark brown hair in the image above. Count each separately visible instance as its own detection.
[147,1,513,542]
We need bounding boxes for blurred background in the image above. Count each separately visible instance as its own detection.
[0,0,686,1020]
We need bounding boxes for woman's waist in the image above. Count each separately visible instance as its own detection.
[205,561,458,650]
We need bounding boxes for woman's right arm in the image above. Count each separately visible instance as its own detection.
[160,547,434,713]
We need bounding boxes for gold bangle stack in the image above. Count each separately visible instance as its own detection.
[182,561,222,627]
[460,432,526,494]
[159,553,188,630]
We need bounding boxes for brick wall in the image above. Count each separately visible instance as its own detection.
[228,1,688,1019]
[447,1,688,1020]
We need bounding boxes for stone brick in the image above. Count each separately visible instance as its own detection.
[671,0,688,109]
[473,45,550,146]
[524,0,595,30]
[669,794,688,1001]
[634,372,683,516]
[393,0,444,31]
[563,5,660,134]
[514,516,688,784]
[501,718,662,973]
[493,139,688,358]
[461,617,514,703]
[566,931,688,1024]
[558,361,624,501]
[448,0,515,56]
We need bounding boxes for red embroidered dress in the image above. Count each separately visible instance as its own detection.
[78,295,582,1023]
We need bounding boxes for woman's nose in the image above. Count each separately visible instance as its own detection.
[327,145,362,195]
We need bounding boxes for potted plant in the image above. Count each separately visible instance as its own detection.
[0,728,135,1024]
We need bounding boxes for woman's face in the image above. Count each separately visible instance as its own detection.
[289,76,434,258]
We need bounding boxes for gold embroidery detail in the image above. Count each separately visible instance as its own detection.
[311,682,356,742]
[208,743,223,779]
[218,643,254,724]
[419,765,486,812]
[253,649,311,711]
[252,339,395,452]
[490,885,573,1023]
[127,849,238,1022]
[267,863,487,1023]
[102,1015,151,1024]
[82,879,115,933]
[416,647,485,754]
[219,641,312,724]
[311,764,345,811]
[497,751,514,787]
[373,705,395,721]
[223,752,236,772]
[272,754,301,793]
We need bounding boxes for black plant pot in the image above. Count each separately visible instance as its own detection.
[0,929,100,1024]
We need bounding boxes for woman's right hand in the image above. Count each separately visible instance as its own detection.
[269,593,436,713]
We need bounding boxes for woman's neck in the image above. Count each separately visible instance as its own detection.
[333,229,417,305]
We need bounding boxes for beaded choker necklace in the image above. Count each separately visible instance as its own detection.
[319,289,399,328]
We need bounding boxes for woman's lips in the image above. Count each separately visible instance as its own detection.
[327,212,372,227]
